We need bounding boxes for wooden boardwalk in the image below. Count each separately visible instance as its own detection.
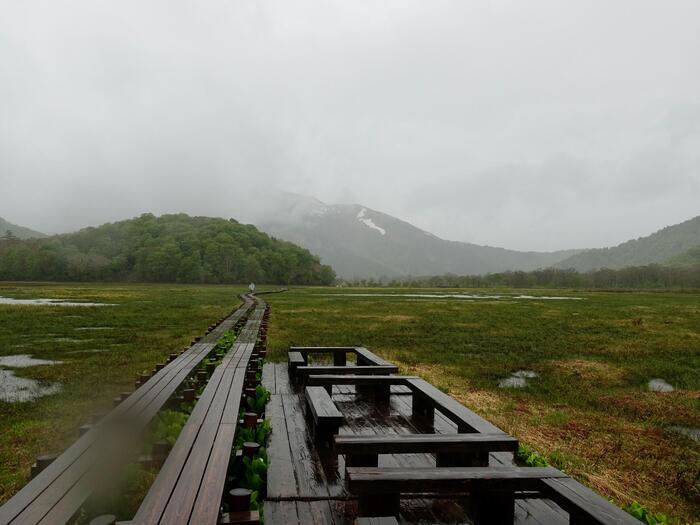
[263,362,569,524]
[0,291,639,525]
[0,295,260,525]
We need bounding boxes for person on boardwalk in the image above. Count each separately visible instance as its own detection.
[249,282,256,293]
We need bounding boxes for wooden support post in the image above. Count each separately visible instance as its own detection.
[345,453,378,468]
[436,450,489,467]
[183,388,196,403]
[30,454,56,479]
[471,490,515,525]
[358,493,400,518]
[228,488,251,512]
[243,442,260,458]
[411,394,434,428]
[314,422,341,448]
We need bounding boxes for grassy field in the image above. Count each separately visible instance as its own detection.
[0,282,243,503]
[264,287,700,522]
[1,284,698,522]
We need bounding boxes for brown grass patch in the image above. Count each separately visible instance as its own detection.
[550,358,626,386]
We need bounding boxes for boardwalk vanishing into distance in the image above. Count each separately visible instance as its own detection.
[0,292,640,524]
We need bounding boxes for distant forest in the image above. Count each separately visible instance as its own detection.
[346,264,700,289]
[0,214,336,285]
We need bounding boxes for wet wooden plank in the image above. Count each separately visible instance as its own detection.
[266,395,297,499]
[275,364,292,394]
[263,501,298,524]
[188,423,237,525]
[280,394,331,499]
[295,500,338,525]
[541,477,640,524]
[262,362,276,395]
[515,498,568,525]
[347,466,566,493]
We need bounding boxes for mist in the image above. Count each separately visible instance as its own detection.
[1,0,699,251]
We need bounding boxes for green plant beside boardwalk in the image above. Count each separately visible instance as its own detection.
[265,287,700,523]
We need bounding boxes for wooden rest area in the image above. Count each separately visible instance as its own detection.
[261,347,640,525]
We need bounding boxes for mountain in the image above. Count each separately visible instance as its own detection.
[0,217,45,239]
[0,213,335,285]
[254,194,581,279]
[555,215,700,271]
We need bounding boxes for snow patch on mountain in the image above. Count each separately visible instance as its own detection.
[356,208,386,236]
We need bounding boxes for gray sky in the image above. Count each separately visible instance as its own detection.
[1,0,699,251]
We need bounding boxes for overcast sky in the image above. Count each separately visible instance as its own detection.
[1,0,699,251]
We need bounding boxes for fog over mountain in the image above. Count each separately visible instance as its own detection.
[1,1,699,252]
[247,193,580,278]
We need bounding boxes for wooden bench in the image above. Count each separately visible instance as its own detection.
[296,365,399,383]
[306,374,414,400]
[354,348,394,367]
[290,346,358,367]
[289,346,390,368]
[0,297,255,525]
[287,351,306,378]
[346,466,567,523]
[304,386,344,447]
[335,433,518,468]
[404,378,506,466]
[541,477,641,525]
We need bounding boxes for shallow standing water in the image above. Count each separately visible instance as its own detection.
[0,354,62,368]
[648,378,674,392]
[0,354,64,402]
[499,370,538,388]
[0,370,62,402]
[0,296,114,307]
[316,293,582,301]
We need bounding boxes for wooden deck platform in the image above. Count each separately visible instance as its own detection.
[262,363,569,524]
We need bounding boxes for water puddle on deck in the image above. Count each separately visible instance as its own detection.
[0,354,63,402]
[316,293,582,301]
[498,370,538,388]
[0,297,114,307]
[648,378,674,392]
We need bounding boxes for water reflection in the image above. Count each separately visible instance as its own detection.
[0,296,114,306]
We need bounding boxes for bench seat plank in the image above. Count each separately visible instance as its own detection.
[541,477,640,524]
[307,375,414,386]
[346,466,566,493]
[305,387,343,423]
[335,433,518,454]
[297,365,398,378]
[405,378,504,434]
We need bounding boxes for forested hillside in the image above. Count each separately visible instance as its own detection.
[555,215,700,271]
[0,214,335,284]
[0,217,45,240]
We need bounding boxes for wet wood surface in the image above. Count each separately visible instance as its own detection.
[0,299,255,525]
[263,363,569,524]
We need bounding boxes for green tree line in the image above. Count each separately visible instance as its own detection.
[0,214,336,285]
[345,264,700,289]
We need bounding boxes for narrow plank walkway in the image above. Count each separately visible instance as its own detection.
[0,297,254,525]
[263,363,568,524]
